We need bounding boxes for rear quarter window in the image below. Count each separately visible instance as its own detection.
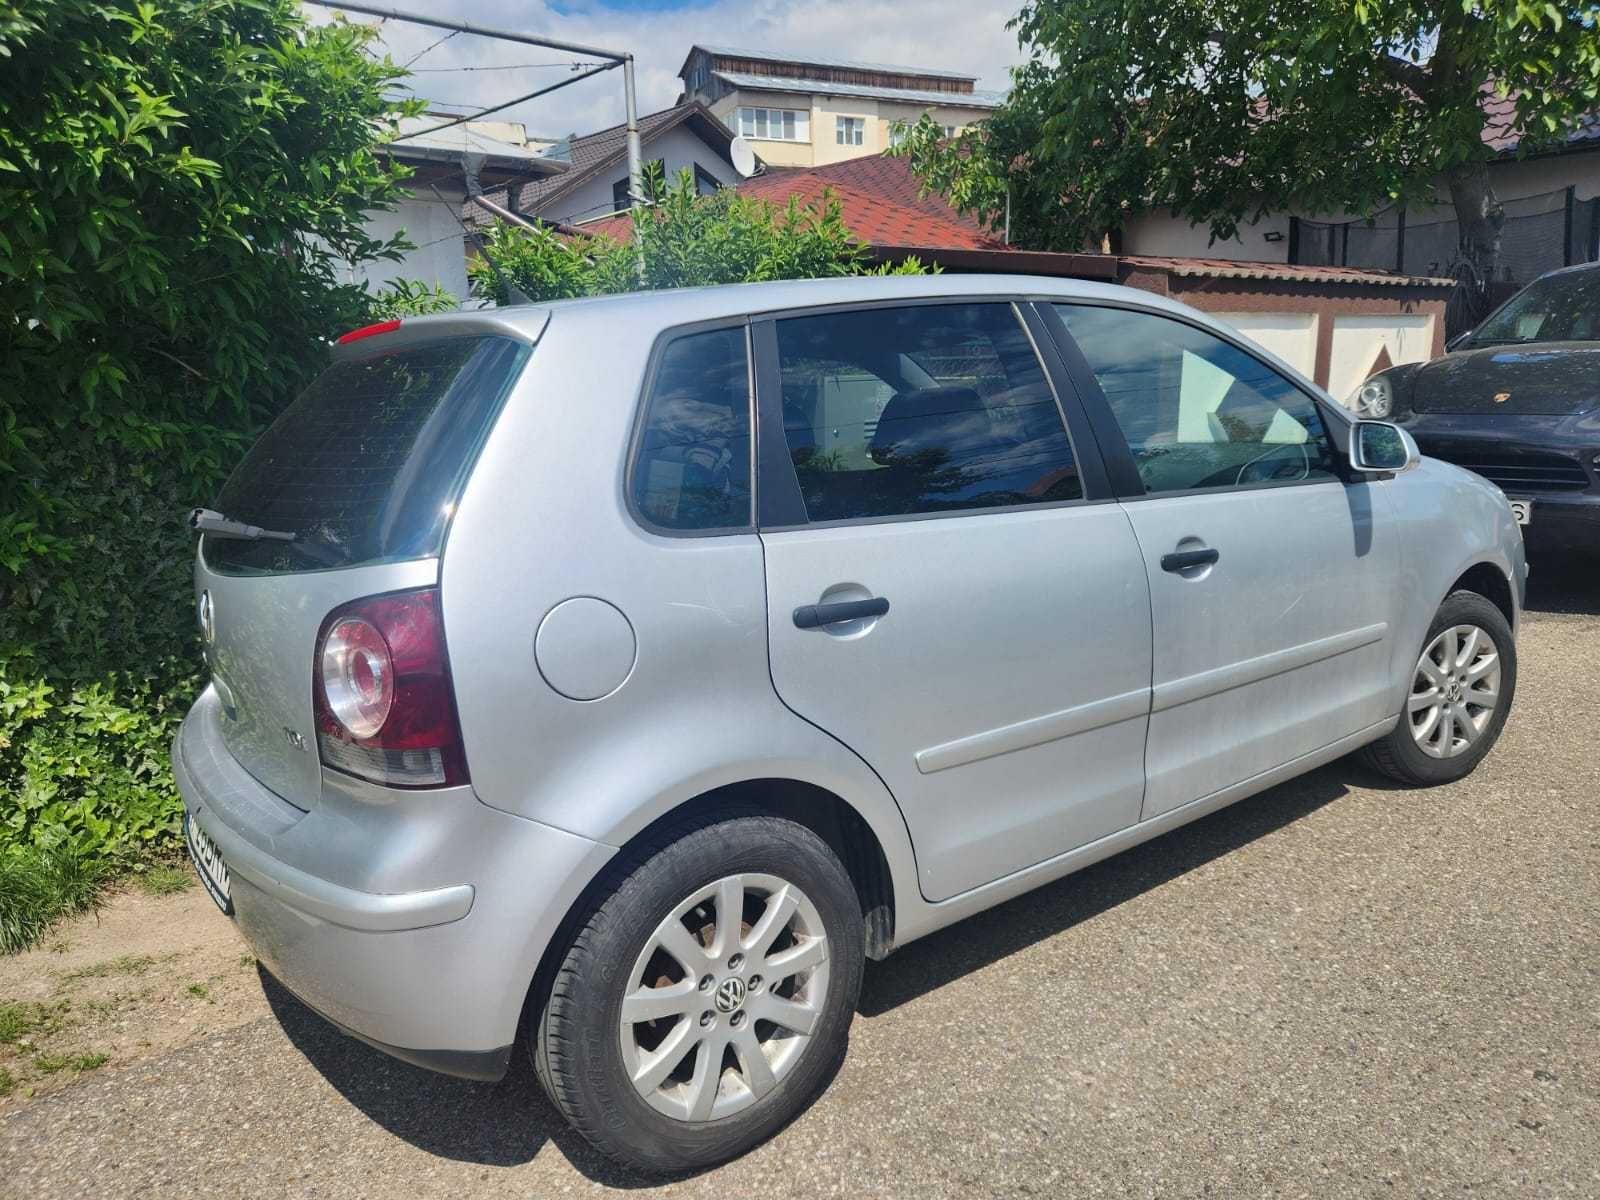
[204,335,528,574]
[629,326,754,533]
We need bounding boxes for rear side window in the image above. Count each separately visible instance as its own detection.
[205,336,527,574]
[631,326,753,532]
[775,303,1081,523]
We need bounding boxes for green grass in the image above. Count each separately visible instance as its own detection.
[0,1066,13,1096]
[133,864,193,897]
[0,1000,68,1045]
[0,847,103,955]
[32,1050,107,1074]
[59,954,155,984]
[185,982,209,1000]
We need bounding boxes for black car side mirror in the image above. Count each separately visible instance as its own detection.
[1350,420,1421,475]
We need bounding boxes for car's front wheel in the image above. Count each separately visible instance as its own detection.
[1363,588,1516,786]
[534,810,864,1174]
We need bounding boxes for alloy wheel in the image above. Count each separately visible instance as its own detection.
[1408,623,1502,759]
[618,873,831,1122]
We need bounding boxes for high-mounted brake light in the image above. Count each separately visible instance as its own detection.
[336,319,402,346]
[312,588,468,788]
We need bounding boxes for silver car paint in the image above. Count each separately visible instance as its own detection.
[760,503,1152,902]
[176,274,1524,1069]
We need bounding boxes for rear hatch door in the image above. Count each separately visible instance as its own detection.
[197,318,540,809]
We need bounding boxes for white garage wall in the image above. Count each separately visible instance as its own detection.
[1212,312,1320,379]
[1327,314,1436,403]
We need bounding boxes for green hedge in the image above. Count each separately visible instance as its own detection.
[0,0,420,876]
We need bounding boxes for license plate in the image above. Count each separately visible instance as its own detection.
[1508,498,1534,526]
[186,814,233,914]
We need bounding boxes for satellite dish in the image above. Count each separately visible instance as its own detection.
[729,136,757,178]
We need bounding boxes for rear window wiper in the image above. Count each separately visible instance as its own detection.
[188,508,347,567]
[188,508,297,542]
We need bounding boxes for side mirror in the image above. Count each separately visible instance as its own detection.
[1350,420,1420,475]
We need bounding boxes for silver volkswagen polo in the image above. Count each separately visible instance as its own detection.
[175,275,1523,1172]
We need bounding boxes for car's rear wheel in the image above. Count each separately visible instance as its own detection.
[533,810,864,1174]
[1363,589,1516,786]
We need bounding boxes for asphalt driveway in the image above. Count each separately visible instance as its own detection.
[4,563,1597,1199]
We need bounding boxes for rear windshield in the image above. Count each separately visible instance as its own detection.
[1470,268,1600,345]
[204,335,528,574]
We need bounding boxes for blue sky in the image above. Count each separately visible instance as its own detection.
[313,1,1024,137]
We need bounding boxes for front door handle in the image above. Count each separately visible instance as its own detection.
[1161,548,1220,573]
[793,596,890,630]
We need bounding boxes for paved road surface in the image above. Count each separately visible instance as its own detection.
[5,566,1598,1198]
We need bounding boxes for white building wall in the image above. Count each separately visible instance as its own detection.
[1122,150,1600,263]
[707,87,991,168]
[541,126,744,226]
[347,185,470,301]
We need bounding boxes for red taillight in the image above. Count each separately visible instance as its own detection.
[336,319,402,345]
[312,588,468,788]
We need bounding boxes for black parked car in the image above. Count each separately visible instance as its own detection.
[1353,260,1600,555]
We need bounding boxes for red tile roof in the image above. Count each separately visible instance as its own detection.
[1479,84,1600,154]
[566,153,1007,251]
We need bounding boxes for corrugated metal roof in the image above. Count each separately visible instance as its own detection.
[386,117,565,175]
[711,71,1005,110]
[689,44,975,82]
[1121,255,1454,288]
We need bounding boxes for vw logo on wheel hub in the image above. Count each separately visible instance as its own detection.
[714,977,746,1013]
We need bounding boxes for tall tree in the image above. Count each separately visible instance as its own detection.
[895,2,1600,278]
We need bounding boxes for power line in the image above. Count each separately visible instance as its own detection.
[402,28,458,67]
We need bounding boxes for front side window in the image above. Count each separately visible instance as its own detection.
[1054,305,1338,494]
[835,116,865,146]
[775,303,1082,523]
[632,327,753,532]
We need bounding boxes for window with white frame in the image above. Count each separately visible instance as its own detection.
[835,116,865,146]
[737,107,809,142]
[943,124,959,138]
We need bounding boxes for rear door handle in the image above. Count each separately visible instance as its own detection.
[793,597,890,630]
[1161,548,1220,573]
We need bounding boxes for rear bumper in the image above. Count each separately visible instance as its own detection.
[173,688,609,1079]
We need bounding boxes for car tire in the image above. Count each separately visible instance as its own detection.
[1362,589,1516,786]
[533,808,864,1175]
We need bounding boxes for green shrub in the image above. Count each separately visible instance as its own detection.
[469,166,932,305]
[0,2,424,903]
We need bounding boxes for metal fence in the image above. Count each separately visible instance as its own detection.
[1291,187,1600,283]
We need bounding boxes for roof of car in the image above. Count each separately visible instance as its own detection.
[414,274,1200,338]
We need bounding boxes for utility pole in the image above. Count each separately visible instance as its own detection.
[623,53,644,255]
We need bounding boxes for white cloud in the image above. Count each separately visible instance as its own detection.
[310,1,1023,139]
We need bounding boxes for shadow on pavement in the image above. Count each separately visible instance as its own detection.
[1523,555,1600,616]
[259,969,663,1188]
[858,760,1376,1017]
[258,749,1439,1176]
